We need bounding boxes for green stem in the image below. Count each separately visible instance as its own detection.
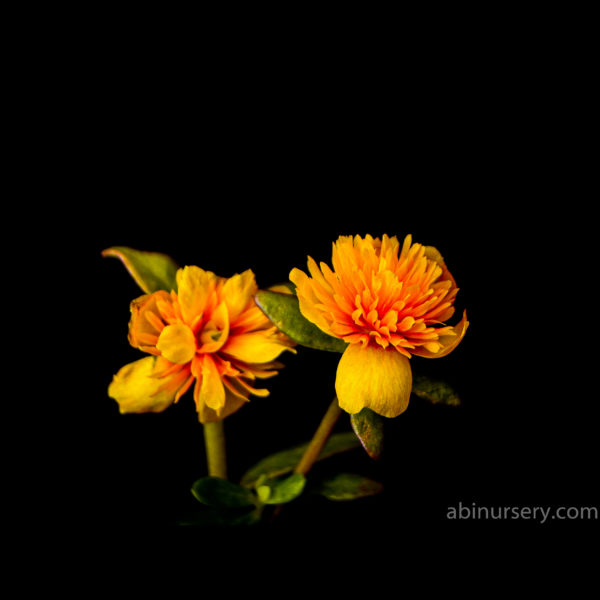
[294,397,343,476]
[203,420,227,479]
[269,397,343,522]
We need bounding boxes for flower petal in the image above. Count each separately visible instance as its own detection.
[156,323,196,364]
[198,354,226,412]
[222,269,257,323]
[423,245,457,289]
[410,310,469,358]
[289,267,333,335]
[335,344,412,418]
[196,387,248,424]
[176,266,219,325]
[222,329,294,363]
[108,357,178,414]
[128,291,171,350]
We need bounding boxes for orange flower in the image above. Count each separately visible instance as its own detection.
[290,234,469,418]
[108,266,296,423]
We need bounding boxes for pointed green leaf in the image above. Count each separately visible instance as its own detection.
[411,374,461,406]
[102,246,179,294]
[240,431,361,487]
[256,473,306,505]
[191,477,256,509]
[313,473,384,501]
[255,290,348,353]
[350,408,384,460]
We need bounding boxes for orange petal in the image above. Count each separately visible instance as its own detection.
[411,310,469,358]
[289,267,335,335]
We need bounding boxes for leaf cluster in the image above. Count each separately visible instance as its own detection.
[182,432,384,527]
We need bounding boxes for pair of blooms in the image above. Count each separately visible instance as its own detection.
[108,234,469,422]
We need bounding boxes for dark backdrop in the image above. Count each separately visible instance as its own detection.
[46,53,597,539]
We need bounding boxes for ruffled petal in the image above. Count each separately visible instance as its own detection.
[108,357,178,414]
[335,344,412,418]
[410,310,469,358]
[128,291,171,350]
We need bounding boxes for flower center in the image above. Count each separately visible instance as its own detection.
[196,302,230,353]
[200,327,224,345]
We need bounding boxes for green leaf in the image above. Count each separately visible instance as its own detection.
[313,473,384,501]
[350,408,384,460]
[411,374,461,406]
[191,477,257,509]
[240,431,361,488]
[101,246,179,294]
[255,290,348,353]
[256,473,306,505]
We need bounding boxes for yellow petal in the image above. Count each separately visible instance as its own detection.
[411,310,469,359]
[176,266,219,325]
[222,329,294,364]
[196,386,248,424]
[335,344,412,418]
[198,354,226,412]
[108,357,177,414]
[222,269,257,323]
[267,283,294,295]
[156,323,196,364]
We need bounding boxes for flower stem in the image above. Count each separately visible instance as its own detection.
[203,420,227,479]
[268,397,343,523]
[294,397,343,476]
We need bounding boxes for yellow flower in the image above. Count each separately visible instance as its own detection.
[108,266,296,423]
[290,234,469,418]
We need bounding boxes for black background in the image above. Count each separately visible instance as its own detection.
[36,39,597,543]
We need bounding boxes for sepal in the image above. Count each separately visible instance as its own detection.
[311,473,384,501]
[255,290,348,353]
[350,408,385,460]
[411,374,461,406]
[102,246,179,293]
